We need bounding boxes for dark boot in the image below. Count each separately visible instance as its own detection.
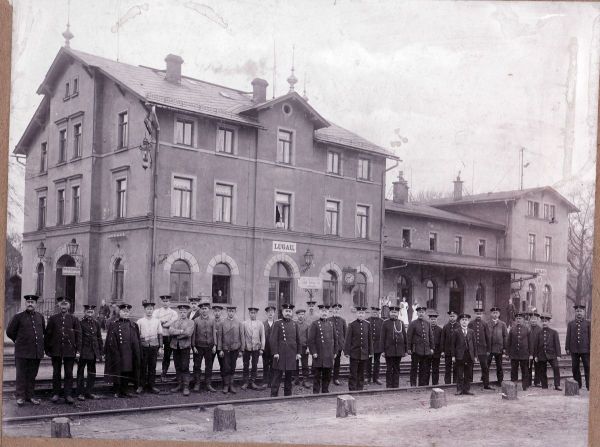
[222,376,229,394]
[182,374,190,396]
[229,377,237,394]
[206,383,217,393]
[170,374,182,393]
[193,373,201,392]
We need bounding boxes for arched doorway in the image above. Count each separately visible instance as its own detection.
[397,275,412,317]
[526,283,536,312]
[268,262,293,318]
[448,279,463,315]
[212,263,231,304]
[56,254,76,312]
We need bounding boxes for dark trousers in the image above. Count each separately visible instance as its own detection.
[193,346,214,384]
[243,350,260,383]
[173,348,191,384]
[511,359,529,390]
[213,351,225,378]
[444,354,458,384]
[571,353,590,389]
[51,356,75,398]
[222,350,239,385]
[477,354,490,386]
[112,370,136,395]
[429,356,441,385]
[333,350,342,380]
[540,358,561,388]
[366,352,382,381]
[15,357,41,400]
[488,352,504,385]
[271,369,294,396]
[312,367,332,393]
[262,353,274,384]
[456,353,473,394]
[385,356,401,388]
[348,358,367,391]
[140,346,159,388]
[295,347,310,380]
[76,358,97,395]
[161,336,173,375]
[410,353,429,386]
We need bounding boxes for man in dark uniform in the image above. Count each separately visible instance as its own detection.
[305,299,319,328]
[566,304,591,390]
[308,304,338,394]
[344,306,373,391]
[217,305,243,394]
[487,306,508,387]
[191,300,217,392]
[366,306,384,385]
[262,305,277,386]
[329,303,347,385]
[452,313,476,395]
[468,306,493,390]
[104,303,142,398]
[507,312,532,391]
[44,296,81,404]
[528,312,543,387]
[406,305,434,386]
[441,310,459,384]
[294,308,311,388]
[169,303,195,396]
[428,310,443,386]
[533,312,562,391]
[270,303,301,396]
[77,304,103,401]
[6,294,45,406]
[380,306,407,388]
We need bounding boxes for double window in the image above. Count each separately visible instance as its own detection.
[327,151,340,175]
[275,192,291,229]
[356,205,369,239]
[527,200,540,217]
[173,177,193,218]
[215,183,233,223]
[217,126,235,154]
[357,158,371,181]
[277,129,293,164]
[118,112,128,149]
[175,118,194,146]
[543,204,556,221]
[325,200,340,235]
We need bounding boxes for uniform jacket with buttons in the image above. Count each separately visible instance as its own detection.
[192,316,216,348]
[104,318,142,379]
[344,319,373,360]
[379,318,407,357]
[296,320,310,349]
[406,318,435,356]
[44,312,81,358]
[80,316,103,360]
[328,316,347,352]
[217,318,243,351]
[368,316,384,354]
[441,321,459,355]
[487,319,508,354]
[528,325,542,355]
[308,318,338,367]
[431,324,443,358]
[6,310,46,359]
[168,317,195,349]
[507,323,532,360]
[270,318,301,370]
[532,327,561,361]
[467,318,491,356]
[452,327,476,360]
[565,318,591,354]
[263,320,276,356]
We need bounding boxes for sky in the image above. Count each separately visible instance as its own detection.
[7,0,600,234]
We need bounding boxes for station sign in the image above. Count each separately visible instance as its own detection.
[62,267,81,276]
[272,241,296,253]
[298,276,322,290]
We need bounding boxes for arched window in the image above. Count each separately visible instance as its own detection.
[525,283,536,311]
[475,283,485,310]
[425,280,437,309]
[212,263,231,304]
[170,259,191,301]
[353,272,367,308]
[35,263,44,298]
[542,285,552,313]
[322,270,338,307]
[112,258,125,302]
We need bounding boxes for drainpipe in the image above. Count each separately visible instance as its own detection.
[149,125,160,302]
[379,158,400,306]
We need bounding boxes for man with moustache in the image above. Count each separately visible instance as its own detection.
[308,305,338,394]
[441,310,460,384]
[366,306,384,385]
[262,305,277,386]
[468,306,493,390]
[406,305,434,386]
[77,304,104,400]
[270,303,301,396]
[528,312,543,387]
[344,306,373,391]
[507,312,532,391]
[379,305,407,388]
[427,310,443,386]
[487,306,508,387]
[294,308,311,388]
[452,313,476,396]
[329,303,347,386]
[532,312,562,391]
[566,304,591,390]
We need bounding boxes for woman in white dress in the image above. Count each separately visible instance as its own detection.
[399,297,409,326]
[411,301,419,322]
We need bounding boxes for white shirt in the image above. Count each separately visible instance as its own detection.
[152,307,179,336]
[137,316,163,346]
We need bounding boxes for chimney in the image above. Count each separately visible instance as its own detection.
[393,171,409,204]
[453,174,464,201]
[165,54,184,84]
[251,78,268,103]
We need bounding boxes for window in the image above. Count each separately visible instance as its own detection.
[454,236,463,254]
[173,177,192,218]
[118,112,128,149]
[527,200,540,217]
[528,234,536,261]
[277,129,292,164]
[544,204,556,221]
[212,263,231,303]
[217,127,234,154]
[35,263,44,297]
[58,129,67,163]
[526,283,536,310]
[112,258,124,302]
[325,200,340,235]
[175,118,194,146]
[478,239,486,257]
[57,189,65,225]
[170,259,191,301]
[356,205,369,239]
[38,196,46,229]
[214,183,233,223]
[327,151,340,175]
[116,178,127,219]
[73,123,82,158]
[275,192,291,229]
[357,158,371,180]
[71,186,80,223]
[64,82,70,99]
[542,285,552,313]
[402,229,411,248]
[425,280,437,309]
[72,77,79,95]
[322,270,338,306]
[40,142,47,173]
[429,232,438,251]
[352,273,368,308]
[475,283,485,309]
[544,236,552,262]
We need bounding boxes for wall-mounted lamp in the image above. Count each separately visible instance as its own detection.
[301,248,314,273]
[37,241,47,259]
[67,238,79,256]
[139,136,153,170]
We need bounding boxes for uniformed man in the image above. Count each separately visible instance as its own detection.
[305,299,318,327]
[45,296,81,404]
[428,310,443,386]
[211,305,226,387]
[6,294,45,406]
[528,312,543,387]
[262,305,277,386]
[191,300,217,392]
[152,295,179,382]
[308,305,338,394]
[169,303,195,396]
[77,304,104,400]
[241,306,266,390]
[379,306,407,388]
[136,300,162,395]
[533,312,562,391]
[507,312,532,391]
[329,303,347,385]
[270,303,301,396]
[294,308,311,388]
[566,304,590,390]
[468,306,493,390]
[188,296,202,320]
[217,305,243,394]
[104,303,142,398]
[452,313,476,396]
[487,306,508,387]
[406,305,434,386]
[344,306,373,391]
[366,306,384,385]
[441,310,459,384]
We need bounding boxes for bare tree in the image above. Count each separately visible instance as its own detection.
[411,189,451,203]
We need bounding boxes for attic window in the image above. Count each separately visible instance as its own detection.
[64,82,70,99]
[282,103,292,116]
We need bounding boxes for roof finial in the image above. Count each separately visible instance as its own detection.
[287,44,297,92]
[62,0,73,47]
[302,72,309,101]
